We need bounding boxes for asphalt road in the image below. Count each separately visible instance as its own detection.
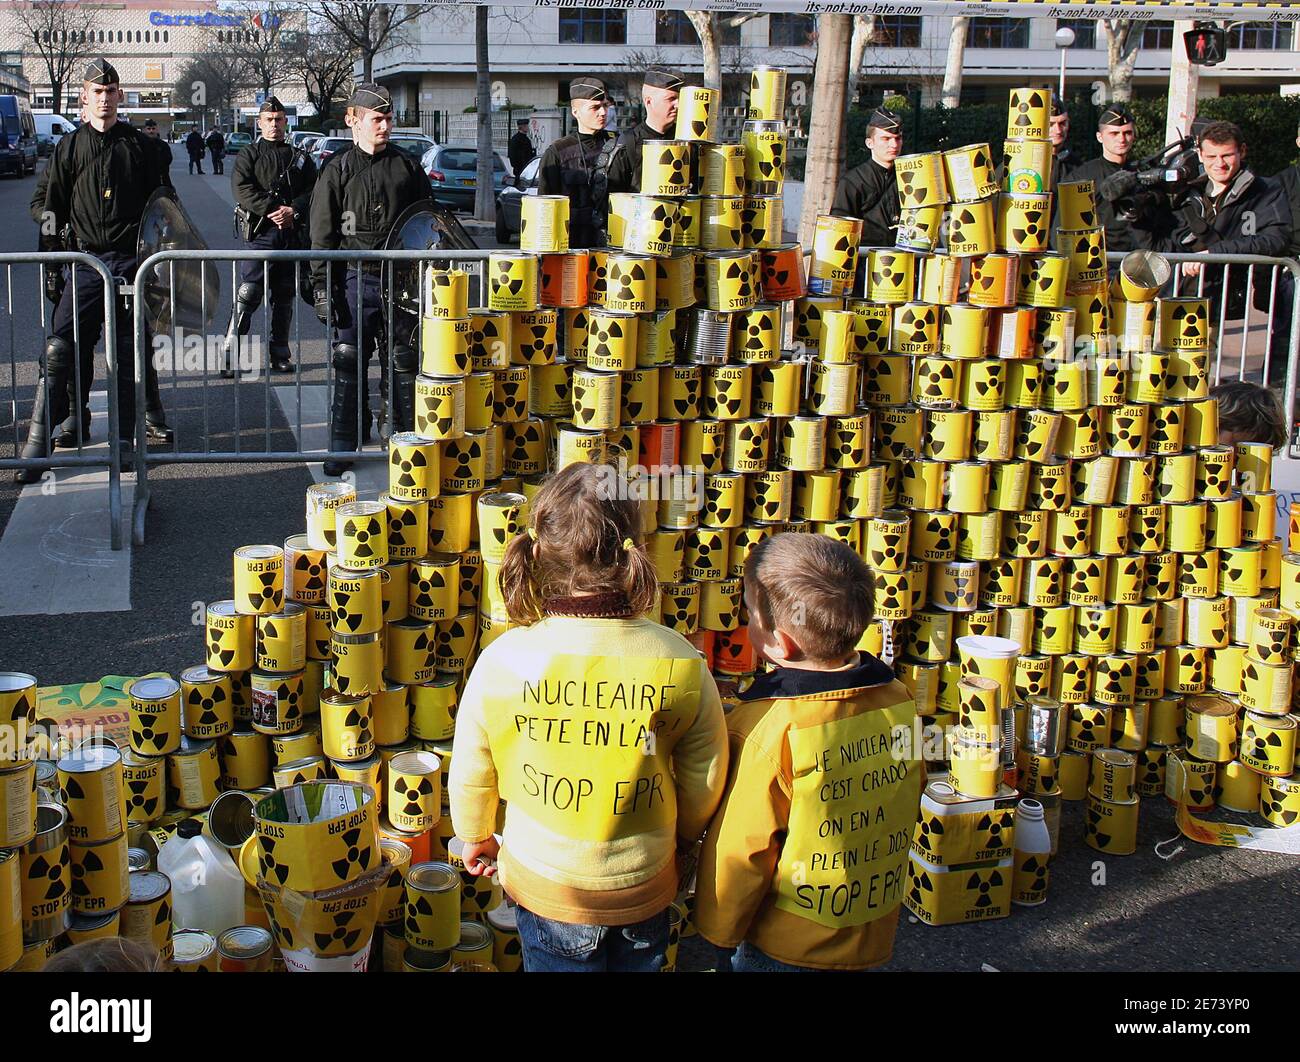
[0,152,1296,975]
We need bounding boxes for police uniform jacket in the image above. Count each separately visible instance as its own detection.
[234,137,317,223]
[309,143,434,285]
[608,120,671,194]
[538,130,615,246]
[830,158,900,247]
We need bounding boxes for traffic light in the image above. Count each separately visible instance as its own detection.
[1184,23,1227,66]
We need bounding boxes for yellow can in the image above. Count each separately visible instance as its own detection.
[519,195,570,253]
[249,669,305,734]
[1159,297,1211,351]
[699,142,743,193]
[487,252,539,312]
[420,316,471,377]
[1020,255,1070,311]
[943,143,998,202]
[997,193,1053,254]
[1084,792,1138,856]
[1007,87,1050,140]
[1002,137,1052,195]
[467,308,512,370]
[894,152,949,209]
[741,120,786,189]
[808,214,863,297]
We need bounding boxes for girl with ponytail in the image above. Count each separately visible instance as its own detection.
[449,463,728,972]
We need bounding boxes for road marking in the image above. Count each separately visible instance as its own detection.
[272,383,387,499]
[0,391,132,616]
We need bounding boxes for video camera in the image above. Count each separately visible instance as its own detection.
[1099,136,1202,219]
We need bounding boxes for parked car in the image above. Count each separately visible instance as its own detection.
[495,156,539,242]
[418,144,507,212]
[0,95,38,177]
[225,131,253,153]
[390,133,435,163]
[34,112,78,147]
[311,135,351,169]
[289,130,319,150]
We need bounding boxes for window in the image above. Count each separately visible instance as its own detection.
[967,17,1029,48]
[1229,21,1293,49]
[558,8,625,45]
[1057,18,1096,50]
[769,13,815,47]
[164,30,169,43]
[1142,20,1174,49]
[656,11,740,46]
[872,15,921,47]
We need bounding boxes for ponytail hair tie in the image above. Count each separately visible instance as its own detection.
[622,537,635,552]
[527,527,538,541]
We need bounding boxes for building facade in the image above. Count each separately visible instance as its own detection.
[0,0,309,134]
[372,9,1299,125]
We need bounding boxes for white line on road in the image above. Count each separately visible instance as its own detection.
[0,391,132,616]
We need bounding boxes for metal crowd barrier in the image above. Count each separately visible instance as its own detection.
[0,252,126,551]
[131,248,494,546]
[1105,250,1300,457]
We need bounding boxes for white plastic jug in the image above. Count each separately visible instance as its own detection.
[157,818,245,936]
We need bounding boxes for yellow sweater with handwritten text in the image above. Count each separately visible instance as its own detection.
[449,615,729,926]
[696,657,922,970]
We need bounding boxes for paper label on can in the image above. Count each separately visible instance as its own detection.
[774,705,920,928]
[3,770,34,843]
[281,943,372,972]
[483,655,703,841]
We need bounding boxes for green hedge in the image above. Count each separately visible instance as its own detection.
[841,92,1300,178]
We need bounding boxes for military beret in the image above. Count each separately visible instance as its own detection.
[1099,104,1135,128]
[569,76,609,101]
[84,58,120,86]
[349,83,393,113]
[259,96,286,114]
[867,107,902,133]
[643,66,685,91]
[143,118,158,128]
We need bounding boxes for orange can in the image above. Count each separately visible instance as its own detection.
[639,421,682,472]
[969,254,1020,308]
[1289,501,1300,553]
[539,252,589,308]
[760,244,806,302]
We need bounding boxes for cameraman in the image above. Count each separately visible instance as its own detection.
[1071,105,1168,251]
[1173,122,1289,364]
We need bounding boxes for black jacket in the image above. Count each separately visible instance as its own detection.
[185,131,204,160]
[537,130,616,248]
[1274,160,1300,258]
[829,158,899,247]
[233,137,317,223]
[508,131,535,177]
[206,130,225,154]
[38,120,165,254]
[147,137,174,189]
[1170,167,1291,319]
[308,143,434,285]
[607,119,671,195]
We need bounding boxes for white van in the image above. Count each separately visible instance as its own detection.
[34,113,79,145]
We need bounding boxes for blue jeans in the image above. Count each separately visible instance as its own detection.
[515,906,671,973]
[731,942,832,973]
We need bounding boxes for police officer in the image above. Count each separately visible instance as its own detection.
[1049,96,1075,186]
[508,117,535,178]
[538,77,616,248]
[309,83,434,477]
[206,126,226,176]
[223,96,317,376]
[830,107,902,246]
[16,58,169,483]
[607,65,684,194]
[142,118,174,189]
[1070,105,1166,253]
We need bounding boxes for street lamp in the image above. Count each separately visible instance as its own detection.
[1054,26,1076,101]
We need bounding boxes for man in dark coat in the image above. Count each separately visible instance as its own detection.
[206,126,226,175]
[829,107,902,247]
[142,118,174,188]
[508,118,535,177]
[185,128,205,174]
[1069,105,1170,252]
[607,65,683,194]
[537,77,617,248]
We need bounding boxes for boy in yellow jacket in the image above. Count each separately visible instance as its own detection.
[696,533,923,971]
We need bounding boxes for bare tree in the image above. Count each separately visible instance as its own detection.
[212,1,295,96]
[686,12,722,91]
[1102,18,1141,103]
[847,15,877,103]
[799,14,851,247]
[284,28,356,128]
[304,1,433,83]
[11,1,95,114]
[474,6,493,222]
[940,17,968,108]
[174,53,248,129]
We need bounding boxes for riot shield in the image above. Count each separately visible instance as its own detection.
[137,188,221,334]
[384,198,478,316]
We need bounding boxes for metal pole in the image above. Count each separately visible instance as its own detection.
[1058,49,1067,101]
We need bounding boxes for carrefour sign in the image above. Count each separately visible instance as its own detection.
[149,11,282,28]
